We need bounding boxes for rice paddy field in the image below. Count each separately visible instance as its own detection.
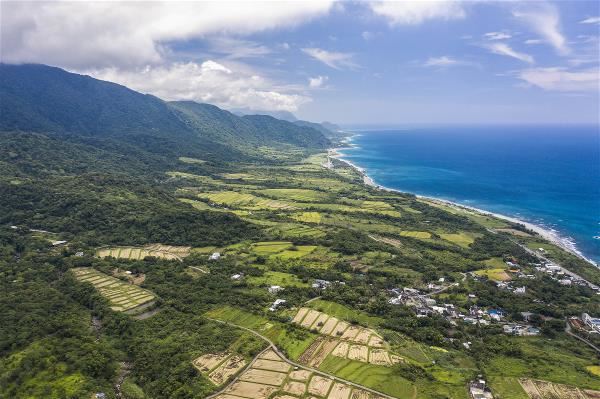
[96,244,191,261]
[71,267,156,312]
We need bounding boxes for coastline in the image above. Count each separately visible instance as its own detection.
[328,143,598,267]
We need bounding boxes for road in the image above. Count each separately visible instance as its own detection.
[565,320,600,354]
[205,317,396,399]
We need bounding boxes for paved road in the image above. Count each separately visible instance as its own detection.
[205,317,396,399]
[565,320,600,354]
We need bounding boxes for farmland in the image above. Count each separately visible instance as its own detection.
[518,379,600,399]
[71,268,155,312]
[96,244,191,261]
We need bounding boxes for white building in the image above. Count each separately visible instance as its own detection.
[582,313,600,333]
[209,252,221,261]
[269,299,286,311]
[268,285,284,294]
[514,286,526,295]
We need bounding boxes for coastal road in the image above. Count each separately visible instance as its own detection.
[205,317,397,399]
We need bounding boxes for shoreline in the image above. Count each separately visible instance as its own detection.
[328,144,598,267]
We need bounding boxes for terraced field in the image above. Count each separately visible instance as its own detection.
[212,348,387,399]
[291,308,399,367]
[71,268,155,312]
[249,241,318,259]
[291,212,322,224]
[519,379,600,399]
[199,191,295,210]
[260,188,330,202]
[97,244,191,261]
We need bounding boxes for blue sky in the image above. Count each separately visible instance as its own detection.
[2,1,599,125]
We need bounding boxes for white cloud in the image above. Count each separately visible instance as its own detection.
[513,3,569,55]
[580,16,600,25]
[518,67,599,92]
[302,48,358,70]
[208,37,272,59]
[362,31,376,41]
[484,32,512,41]
[88,61,310,112]
[308,76,329,88]
[486,42,534,64]
[524,39,543,45]
[0,1,334,69]
[423,56,476,68]
[369,0,466,25]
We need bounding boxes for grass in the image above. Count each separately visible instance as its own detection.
[586,365,600,376]
[399,231,432,239]
[488,377,529,399]
[250,241,293,255]
[272,246,318,259]
[247,271,309,288]
[474,268,511,282]
[439,232,479,247]
[205,306,316,361]
[319,356,416,399]
[96,244,190,261]
[291,212,322,224]
[200,191,295,210]
[260,188,329,202]
[484,257,508,269]
[178,156,206,164]
[483,337,600,390]
[71,268,155,312]
[308,299,383,327]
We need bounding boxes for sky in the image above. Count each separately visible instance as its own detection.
[2,1,599,125]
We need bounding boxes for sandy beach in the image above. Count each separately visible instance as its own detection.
[329,144,597,267]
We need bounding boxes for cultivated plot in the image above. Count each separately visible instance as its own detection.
[71,267,155,312]
[97,244,190,261]
[193,352,247,386]
[519,379,600,399]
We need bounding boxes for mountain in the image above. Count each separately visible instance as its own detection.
[229,107,298,122]
[0,64,329,163]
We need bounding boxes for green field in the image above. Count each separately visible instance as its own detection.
[439,232,479,247]
[199,190,295,210]
[71,268,155,312]
[205,306,316,360]
[488,377,529,399]
[291,211,322,224]
[474,268,511,281]
[319,356,416,399]
[247,271,310,288]
[260,188,329,202]
[178,157,206,164]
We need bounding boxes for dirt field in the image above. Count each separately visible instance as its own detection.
[308,375,334,397]
[193,352,230,373]
[299,336,338,367]
[353,329,372,345]
[341,326,361,341]
[332,341,350,357]
[347,345,369,362]
[258,349,283,361]
[289,369,312,381]
[301,309,321,328]
[519,379,599,399]
[208,355,246,385]
[312,313,331,330]
[369,349,391,366]
[293,307,309,323]
[225,380,277,399]
[283,380,307,395]
[252,358,291,373]
[332,321,349,337]
[238,368,287,386]
[329,382,353,399]
[321,317,340,335]
[368,335,385,348]
[96,244,191,261]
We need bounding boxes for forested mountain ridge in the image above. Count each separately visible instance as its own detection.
[0,64,330,162]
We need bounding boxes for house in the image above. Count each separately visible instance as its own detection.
[269,299,286,312]
[514,286,526,295]
[388,296,403,305]
[231,273,243,280]
[312,279,331,289]
[469,379,493,399]
[75,251,84,257]
[209,252,221,261]
[268,285,284,294]
[559,278,572,286]
[582,313,600,333]
[520,312,534,322]
[51,240,67,246]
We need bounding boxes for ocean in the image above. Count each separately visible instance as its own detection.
[338,125,600,264]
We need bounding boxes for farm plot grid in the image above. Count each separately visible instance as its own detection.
[212,348,386,399]
[71,267,155,312]
[292,308,400,367]
[97,244,191,261]
[193,352,247,386]
[519,379,600,399]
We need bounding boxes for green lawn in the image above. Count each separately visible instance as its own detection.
[439,232,479,248]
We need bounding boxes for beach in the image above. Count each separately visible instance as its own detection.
[329,141,598,268]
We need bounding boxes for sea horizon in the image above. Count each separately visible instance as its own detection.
[336,125,600,265]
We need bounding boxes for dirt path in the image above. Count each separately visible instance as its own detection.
[205,317,398,399]
[115,361,132,399]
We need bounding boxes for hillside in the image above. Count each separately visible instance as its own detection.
[1,64,598,399]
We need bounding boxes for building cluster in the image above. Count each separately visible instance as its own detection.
[311,279,345,290]
[387,286,540,336]
[577,313,600,334]
[534,262,598,291]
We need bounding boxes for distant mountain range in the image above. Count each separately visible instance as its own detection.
[0,64,334,165]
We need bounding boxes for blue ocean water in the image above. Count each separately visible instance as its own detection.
[339,126,600,264]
